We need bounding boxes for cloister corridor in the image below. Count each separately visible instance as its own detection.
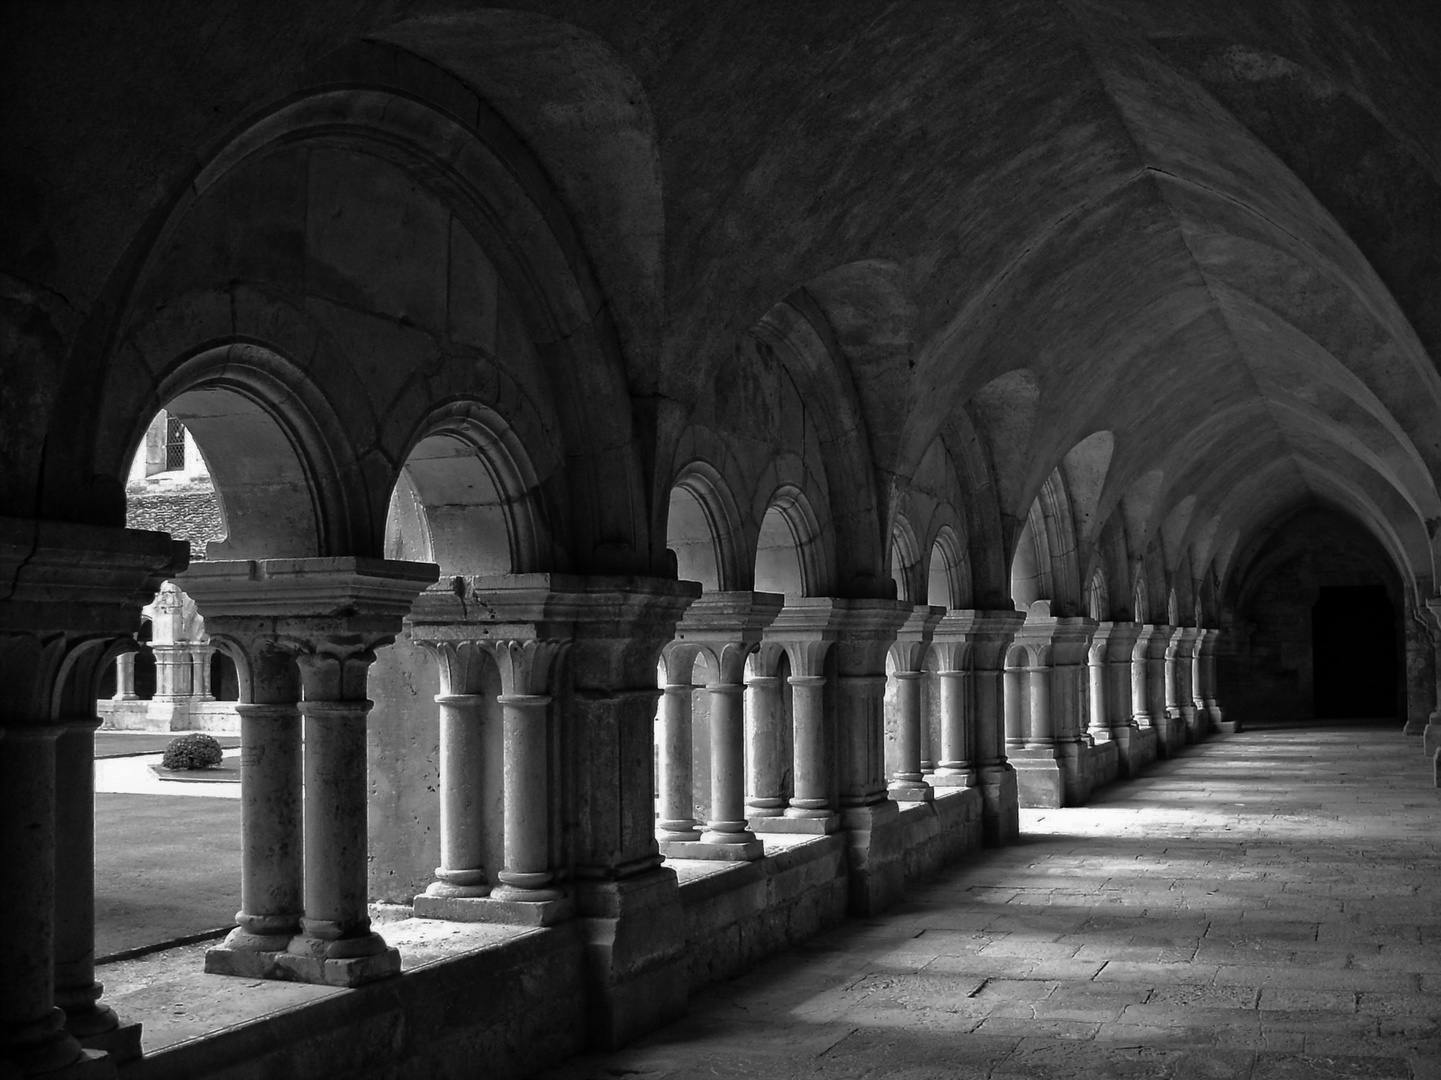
[539,723,1441,1080]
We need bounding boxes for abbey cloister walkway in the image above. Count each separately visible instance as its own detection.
[539,722,1441,1080]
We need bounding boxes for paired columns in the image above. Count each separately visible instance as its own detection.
[887,606,945,803]
[751,599,842,835]
[1090,622,1147,777]
[0,518,182,1079]
[656,592,782,860]
[182,557,439,988]
[1008,604,1096,808]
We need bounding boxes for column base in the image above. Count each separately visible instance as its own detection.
[978,764,1019,847]
[276,947,401,988]
[206,941,401,987]
[574,869,688,1050]
[887,780,933,802]
[840,800,905,917]
[929,769,975,789]
[77,1023,140,1065]
[750,813,840,834]
[659,838,764,861]
[414,893,575,927]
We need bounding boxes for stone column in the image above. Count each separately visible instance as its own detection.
[1010,606,1095,808]
[1087,637,1108,742]
[787,672,832,824]
[755,599,841,836]
[54,637,142,1065]
[1146,624,1174,755]
[1093,622,1143,777]
[961,610,1026,846]
[927,615,973,787]
[699,673,755,849]
[1130,626,1153,730]
[409,639,493,909]
[1172,627,1202,742]
[1003,656,1026,750]
[200,641,302,975]
[743,665,786,822]
[656,652,701,840]
[181,557,439,988]
[1194,628,1223,733]
[0,721,105,1078]
[832,600,910,915]
[190,645,215,701]
[151,644,189,700]
[663,593,780,860]
[431,694,491,894]
[0,517,182,1078]
[488,638,568,908]
[111,651,137,700]
[887,605,943,803]
[286,645,398,980]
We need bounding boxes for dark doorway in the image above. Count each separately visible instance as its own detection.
[1312,585,1396,719]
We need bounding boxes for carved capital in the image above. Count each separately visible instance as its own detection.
[484,638,568,698]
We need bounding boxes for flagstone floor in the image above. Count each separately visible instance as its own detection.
[537,721,1441,1080]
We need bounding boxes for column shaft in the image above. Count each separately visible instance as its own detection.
[112,653,136,701]
[1025,665,1053,748]
[744,674,786,818]
[932,669,970,783]
[656,683,700,839]
[290,700,383,957]
[0,725,89,1075]
[54,718,123,1045]
[428,694,490,897]
[888,671,930,800]
[786,676,829,817]
[700,684,756,844]
[225,703,303,950]
[494,694,561,897]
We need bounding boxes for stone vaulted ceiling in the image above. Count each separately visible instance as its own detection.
[2,0,1438,607]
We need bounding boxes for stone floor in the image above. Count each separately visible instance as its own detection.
[537,722,1441,1080]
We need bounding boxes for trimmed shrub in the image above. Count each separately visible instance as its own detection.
[162,733,224,771]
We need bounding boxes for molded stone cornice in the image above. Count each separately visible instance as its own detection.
[1093,621,1142,663]
[890,605,946,672]
[933,609,1027,670]
[671,591,784,685]
[0,517,185,633]
[1015,606,1097,666]
[760,596,844,677]
[178,558,439,630]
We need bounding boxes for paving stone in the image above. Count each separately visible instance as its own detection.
[531,727,1441,1080]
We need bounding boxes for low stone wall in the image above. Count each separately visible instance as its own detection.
[675,836,849,991]
[898,788,982,884]
[122,924,589,1080]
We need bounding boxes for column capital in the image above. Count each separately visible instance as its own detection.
[761,596,843,677]
[672,590,784,684]
[408,573,698,688]
[889,604,946,672]
[1141,623,1174,658]
[930,608,1024,670]
[1092,620,1142,662]
[1015,612,1096,666]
